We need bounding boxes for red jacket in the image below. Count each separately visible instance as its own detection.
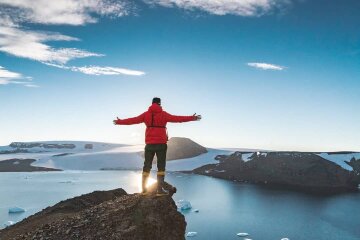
[115,103,196,144]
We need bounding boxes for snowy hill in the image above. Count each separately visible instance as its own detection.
[0,140,230,171]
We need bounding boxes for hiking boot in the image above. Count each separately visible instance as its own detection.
[156,173,169,196]
[141,171,150,195]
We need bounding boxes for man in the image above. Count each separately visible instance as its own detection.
[113,97,201,196]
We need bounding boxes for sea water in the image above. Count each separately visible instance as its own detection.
[0,171,359,240]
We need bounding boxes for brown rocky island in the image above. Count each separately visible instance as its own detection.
[0,182,186,240]
[0,159,60,172]
[191,151,359,193]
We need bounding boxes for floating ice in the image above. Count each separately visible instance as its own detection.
[186,232,197,237]
[3,221,16,227]
[176,200,192,211]
[5,221,14,227]
[281,238,290,240]
[193,209,199,213]
[8,207,25,214]
[236,232,249,237]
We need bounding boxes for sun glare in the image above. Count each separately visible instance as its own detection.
[138,174,157,192]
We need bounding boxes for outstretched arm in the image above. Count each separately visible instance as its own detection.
[165,112,201,123]
[113,113,145,125]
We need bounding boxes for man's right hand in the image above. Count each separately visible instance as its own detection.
[113,117,120,125]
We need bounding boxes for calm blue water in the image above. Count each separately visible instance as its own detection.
[0,171,359,240]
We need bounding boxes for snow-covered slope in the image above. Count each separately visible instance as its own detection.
[316,153,360,171]
[0,141,229,171]
[32,145,144,170]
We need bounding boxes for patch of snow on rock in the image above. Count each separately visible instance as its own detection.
[317,153,360,171]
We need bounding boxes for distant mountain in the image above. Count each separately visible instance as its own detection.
[140,137,208,161]
[165,137,208,160]
[191,151,360,193]
[0,182,185,240]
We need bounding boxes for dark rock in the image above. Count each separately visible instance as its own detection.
[345,157,360,178]
[52,153,73,157]
[0,183,185,240]
[84,144,93,149]
[9,142,76,149]
[0,149,30,154]
[0,159,61,172]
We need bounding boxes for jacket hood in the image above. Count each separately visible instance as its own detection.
[148,103,163,113]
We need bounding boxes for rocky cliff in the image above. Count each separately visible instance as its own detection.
[192,151,359,193]
[0,183,186,240]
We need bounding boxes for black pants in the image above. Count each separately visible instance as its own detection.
[143,144,167,173]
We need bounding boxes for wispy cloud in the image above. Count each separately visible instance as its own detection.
[247,62,285,71]
[45,63,146,76]
[0,24,103,64]
[0,0,131,25]
[144,0,290,16]
[0,66,38,87]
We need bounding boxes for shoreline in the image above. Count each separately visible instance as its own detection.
[0,159,61,172]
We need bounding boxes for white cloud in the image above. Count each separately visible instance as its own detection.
[0,0,131,25]
[45,63,146,76]
[0,1,144,79]
[0,66,37,86]
[72,66,146,76]
[247,62,285,70]
[144,0,290,16]
[0,24,103,64]
[0,66,22,80]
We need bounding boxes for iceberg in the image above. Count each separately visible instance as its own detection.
[281,238,290,240]
[186,232,197,237]
[8,207,25,214]
[176,200,192,211]
[236,232,249,237]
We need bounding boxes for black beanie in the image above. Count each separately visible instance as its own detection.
[152,97,161,105]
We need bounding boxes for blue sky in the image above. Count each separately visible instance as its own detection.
[0,0,359,151]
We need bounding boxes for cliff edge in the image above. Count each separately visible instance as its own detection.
[0,183,186,240]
